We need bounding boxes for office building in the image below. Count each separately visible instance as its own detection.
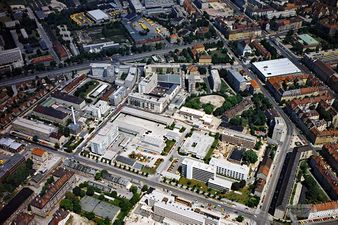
[208,176,232,191]
[181,132,214,159]
[252,58,301,81]
[12,117,58,141]
[84,41,119,53]
[209,157,249,181]
[226,68,247,92]
[51,92,85,110]
[90,63,115,82]
[109,86,127,106]
[181,158,215,182]
[90,122,119,155]
[138,74,158,94]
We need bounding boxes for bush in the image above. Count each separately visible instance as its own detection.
[86,186,94,196]
[236,215,244,222]
[242,150,258,164]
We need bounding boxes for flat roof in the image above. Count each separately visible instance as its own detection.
[252,58,301,78]
[182,157,215,173]
[13,117,57,135]
[182,132,214,159]
[298,34,319,46]
[208,177,232,189]
[121,106,174,125]
[87,9,109,21]
[209,157,249,174]
[228,68,246,83]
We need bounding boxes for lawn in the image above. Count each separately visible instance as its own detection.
[74,80,99,99]
[141,158,164,174]
[162,139,176,156]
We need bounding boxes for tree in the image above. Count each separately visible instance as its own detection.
[130,185,138,194]
[242,150,258,164]
[33,135,39,142]
[60,199,73,211]
[236,215,244,222]
[95,171,102,180]
[73,186,82,197]
[141,185,149,192]
[86,186,94,196]
[110,191,117,198]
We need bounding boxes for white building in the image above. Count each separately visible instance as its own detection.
[90,122,118,155]
[109,86,127,106]
[181,132,214,159]
[209,157,249,181]
[83,41,120,53]
[252,58,301,81]
[86,9,109,23]
[181,158,216,182]
[90,63,115,82]
[85,100,111,119]
[271,117,286,143]
[0,47,24,70]
[210,69,221,92]
[124,67,137,89]
[138,74,158,94]
[308,201,338,219]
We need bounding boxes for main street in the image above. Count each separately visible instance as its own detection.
[0,39,218,87]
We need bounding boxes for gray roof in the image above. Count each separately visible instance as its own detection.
[115,155,136,166]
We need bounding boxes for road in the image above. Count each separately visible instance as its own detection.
[0,39,218,87]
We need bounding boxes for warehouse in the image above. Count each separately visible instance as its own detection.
[86,9,110,23]
[251,58,301,81]
[32,105,70,125]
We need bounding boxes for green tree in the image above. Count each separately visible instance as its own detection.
[60,199,73,211]
[73,186,82,197]
[86,186,95,196]
[242,150,258,164]
[141,185,149,192]
[236,215,244,222]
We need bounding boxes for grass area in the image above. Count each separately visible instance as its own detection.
[220,186,259,207]
[184,96,216,114]
[178,177,209,192]
[203,133,220,163]
[303,173,329,204]
[161,139,176,156]
[74,80,99,99]
[141,158,164,174]
[64,136,84,153]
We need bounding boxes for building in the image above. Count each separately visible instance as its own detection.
[270,17,302,32]
[11,212,35,225]
[31,148,48,163]
[90,122,119,155]
[0,47,24,71]
[12,117,58,141]
[48,208,70,225]
[32,105,70,125]
[90,63,115,82]
[183,0,197,15]
[209,157,249,181]
[226,68,247,92]
[109,86,127,106]
[252,58,302,81]
[297,34,320,49]
[51,92,85,110]
[223,97,253,119]
[85,100,110,119]
[0,154,25,183]
[321,144,338,174]
[221,128,257,148]
[266,74,328,103]
[209,69,221,92]
[181,158,215,182]
[30,168,76,217]
[271,117,286,143]
[83,41,120,53]
[309,156,338,200]
[250,40,271,59]
[0,137,24,152]
[86,9,109,23]
[308,201,338,219]
[199,54,212,64]
[208,176,232,192]
[236,40,252,57]
[181,132,214,159]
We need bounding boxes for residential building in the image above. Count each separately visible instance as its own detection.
[0,137,24,152]
[209,69,221,92]
[226,68,247,92]
[236,40,252,57]
[90,63,115,82]
[183,0,197,15]
[309,156,338,200]
[51,92,86,110]
[0,154,25,183]
[199,54,212,64]
[11,212,35,225]
[250,40,271,59]
[221,127,257,148]
[209,157,249,181]
[48,208,70,225]
[223,97,253,119]
[270,17,302,32]
[90,122,119,155]
[32,105,70,125]
[308,201,338,219]
[321,144,338,174]
[12,117,58,141]
[181,158,215,182]
[252,58,302,81]
[30,168,76,217]
[31,148,48,163]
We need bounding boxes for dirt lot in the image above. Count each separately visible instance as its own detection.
[65,213,95,225]
[200,95,225,108]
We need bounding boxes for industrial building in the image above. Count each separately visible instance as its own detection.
[12,117,58,141]
[32,105,70,125]
[90,122,119,155]
[209,157,249,181]
[226,68,247,92]
[251,58,302,81]
[51,92,86,110]
[86,9,110,23]
[181,158,215,182]
[0,47,24,72]
[181,131,214,159]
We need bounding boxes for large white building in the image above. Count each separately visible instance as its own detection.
[209,157,249,181]
[86,9,109,23]
[210,69,221,92]
[90,63,115,82]
[0,47,24,70]
[85,100,111,119]
[109,86,127,106]
[181,131,214,159]
[271,117,286,143]
[181,158,216,182]
[138,74,158,94]
[90,122,118,155]
[251,58,301,81]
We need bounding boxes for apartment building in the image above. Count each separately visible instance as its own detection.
[51,92,85,110]
[181,158,215,182]
[30,168,76,217]
[90,122,119,155]
[209,157,249,181]
[321,144,338,174]
[226,69,247,92]
[221,128,257,149]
